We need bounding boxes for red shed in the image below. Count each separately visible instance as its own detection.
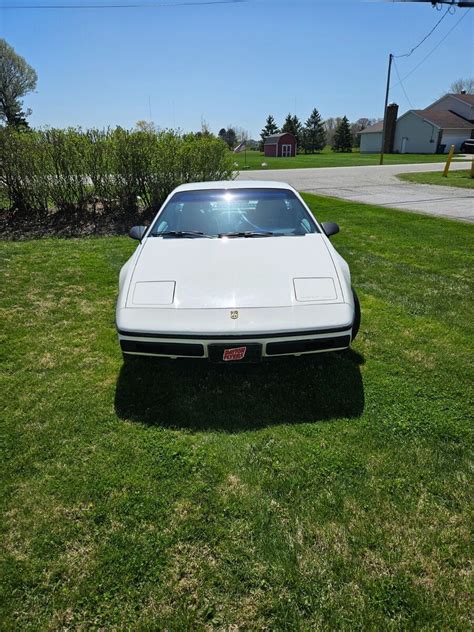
[264,132,297,157]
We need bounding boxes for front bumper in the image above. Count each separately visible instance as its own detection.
[116,303,354,360]
[118,325,353,361]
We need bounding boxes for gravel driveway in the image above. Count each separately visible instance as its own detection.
[237,161,473,222]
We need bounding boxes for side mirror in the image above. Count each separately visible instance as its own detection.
[321,221,340,237]
[129,225,148,241]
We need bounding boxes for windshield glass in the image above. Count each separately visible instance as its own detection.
[149,188,319,237]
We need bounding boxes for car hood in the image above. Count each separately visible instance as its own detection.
[127,234,343,309]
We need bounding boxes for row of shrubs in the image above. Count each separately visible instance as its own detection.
[0,127,234,225]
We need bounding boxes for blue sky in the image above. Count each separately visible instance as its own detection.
[1,0,473,136]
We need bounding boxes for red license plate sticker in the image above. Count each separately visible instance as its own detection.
[223,346,247,361]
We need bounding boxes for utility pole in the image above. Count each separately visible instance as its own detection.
[379,53,393,166]
[378,0,473,164]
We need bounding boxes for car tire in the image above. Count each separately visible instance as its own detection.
[351,287,361,342]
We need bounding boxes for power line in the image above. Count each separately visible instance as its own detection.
[393,1,474,7]
[392,8,471,86]
[393,5,453,57]
[1,0,247,8]
[393,58,414,107]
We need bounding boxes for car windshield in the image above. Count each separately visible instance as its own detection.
[149,188,319,238]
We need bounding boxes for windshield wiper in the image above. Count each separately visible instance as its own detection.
[218,231,275,238]
[155,230,212,238]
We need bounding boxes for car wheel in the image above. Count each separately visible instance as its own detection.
[351,287,361,341]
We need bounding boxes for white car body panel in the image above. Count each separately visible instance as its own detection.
[125,235,346,309]
[116,180,357,361]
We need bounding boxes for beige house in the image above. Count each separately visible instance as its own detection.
[360,93,474,154]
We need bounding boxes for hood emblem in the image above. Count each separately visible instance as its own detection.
[230,310,239,320]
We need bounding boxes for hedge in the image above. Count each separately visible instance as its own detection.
[0,127,235,228]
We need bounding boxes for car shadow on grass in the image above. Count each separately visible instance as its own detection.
[114,350,365,431]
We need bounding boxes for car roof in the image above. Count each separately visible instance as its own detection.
[172,180,295,193]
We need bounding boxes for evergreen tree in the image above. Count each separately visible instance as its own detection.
[281,113,293,134]
[332,116,352,152]
[281,113,303,148]
[302,108,326,153]
[301,128,309,155]
[259,114,279,151]
[291,115,303,148]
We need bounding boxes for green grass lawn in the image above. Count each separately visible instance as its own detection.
[398,168,474,189]
[232,147,449,170]
[1,196,473,629]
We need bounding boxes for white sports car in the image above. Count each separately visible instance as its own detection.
[116,180,360,363]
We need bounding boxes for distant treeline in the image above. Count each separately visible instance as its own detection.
[258,112,383,153]
[0,127,233,228]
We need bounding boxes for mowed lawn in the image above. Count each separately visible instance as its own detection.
[398,168,474,189]
[232,148,449,170]
[1,196,473,630]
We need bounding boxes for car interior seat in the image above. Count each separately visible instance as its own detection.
[249,199,289,229]
[176,202,218,234]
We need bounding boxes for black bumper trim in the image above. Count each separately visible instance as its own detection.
[266,335,351,356]
[117,324,352,341]
[120,340,204,357]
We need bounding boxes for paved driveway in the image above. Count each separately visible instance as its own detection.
[237,161,473,222]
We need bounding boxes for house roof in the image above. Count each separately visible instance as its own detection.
[413,109,474,129]
[426,93,474,111]
[359,121,384,134]
[264,133,295,144]
[361,108,474,135]
[443,93,474,106]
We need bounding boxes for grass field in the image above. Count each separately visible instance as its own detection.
[232,148,449,170]
[1,196,473,629]
[398,168,474,189]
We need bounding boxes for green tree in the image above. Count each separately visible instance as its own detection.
[292,115,303,148]
[0,39,37,128]
[302,108,326,153]
[259,114,279,150]
[218,127,237,149]
[281,113,303,148]
[332,116,352,152]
